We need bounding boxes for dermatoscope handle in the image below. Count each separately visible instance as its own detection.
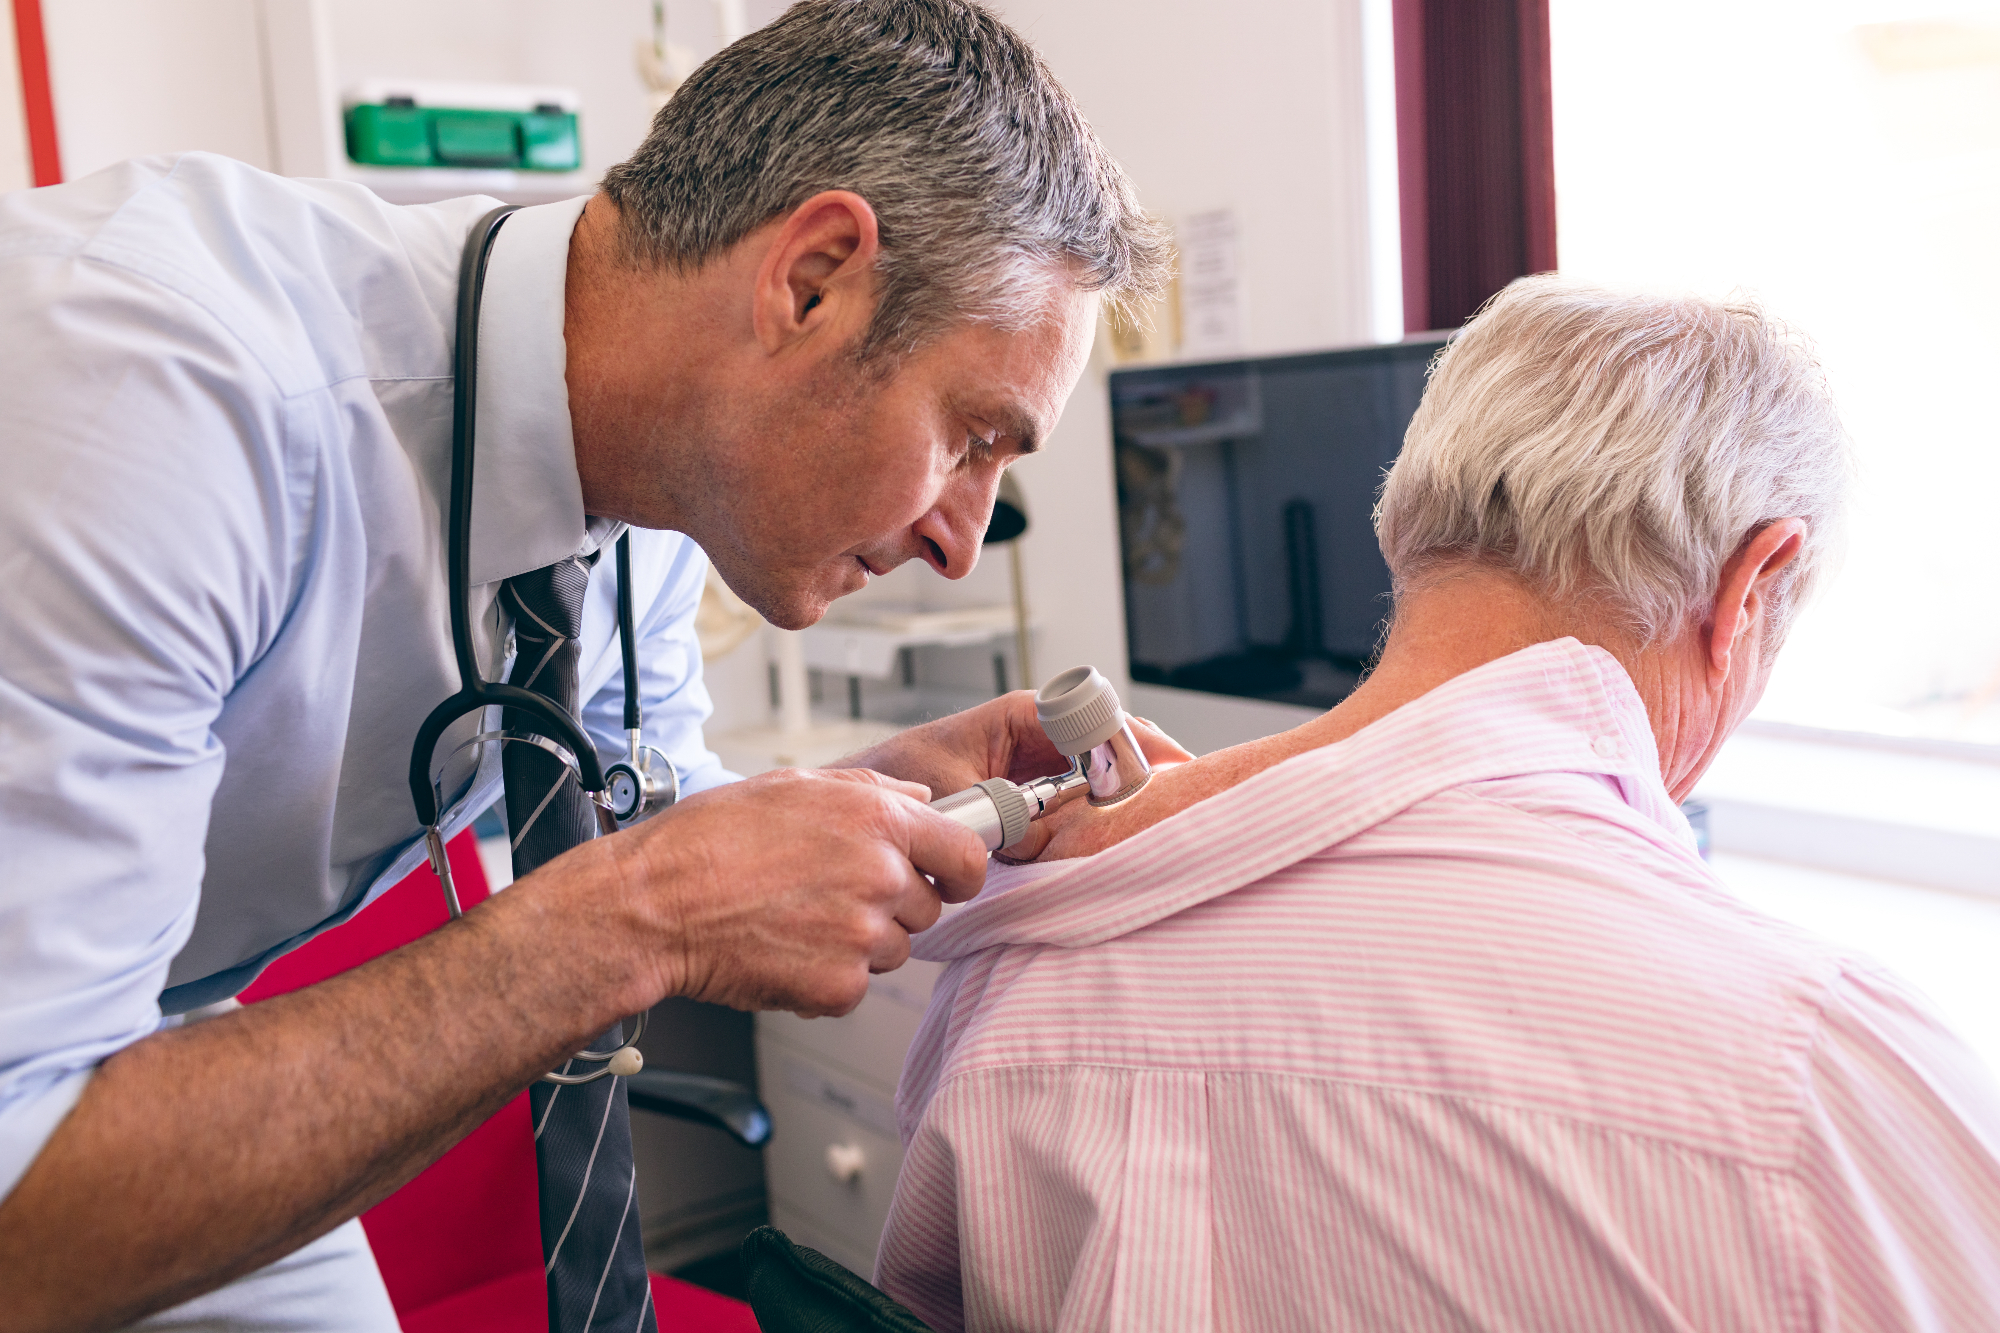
[931,778,1033,852]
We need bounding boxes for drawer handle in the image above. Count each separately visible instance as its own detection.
[825,1142,866,1185]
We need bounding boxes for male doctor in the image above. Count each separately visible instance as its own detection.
[0,2,1169,1328]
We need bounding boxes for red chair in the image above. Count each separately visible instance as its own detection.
[241,833,759,1332]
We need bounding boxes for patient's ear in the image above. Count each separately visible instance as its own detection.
[1705,519,1807,684]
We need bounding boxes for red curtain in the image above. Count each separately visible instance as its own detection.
[1395,0,1556,334]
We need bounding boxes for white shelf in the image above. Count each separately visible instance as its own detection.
[708,718,900,777]
[330,163,593,206]
[1694,729,2000,899]
[1121,411,1264,448]
[801,603,1017,681]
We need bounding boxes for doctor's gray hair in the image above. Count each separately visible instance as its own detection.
[599,0,1168,368]
[1375,276,1851,644]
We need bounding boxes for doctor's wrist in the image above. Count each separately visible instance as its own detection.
[489,831,680,1039]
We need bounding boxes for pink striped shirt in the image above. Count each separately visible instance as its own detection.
[878,640,2000,1332]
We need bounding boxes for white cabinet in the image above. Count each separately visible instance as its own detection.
[754,959,943,1277]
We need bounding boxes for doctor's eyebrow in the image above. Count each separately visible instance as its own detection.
[985,404,1044,455]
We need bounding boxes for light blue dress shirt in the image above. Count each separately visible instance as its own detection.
[0,152,734,1247]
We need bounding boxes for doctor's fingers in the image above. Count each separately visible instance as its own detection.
[1128,716,1196,766]
[810,764,935,805]
[826,836,943,945]
[868,920,915,976]
[896,797,989,904]
[799,768,985,902]
[888,858,945,937]
[862,861,950,975]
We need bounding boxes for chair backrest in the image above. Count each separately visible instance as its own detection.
[238,833,546,1316]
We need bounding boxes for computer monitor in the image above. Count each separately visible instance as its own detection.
[1111,337,1447,709]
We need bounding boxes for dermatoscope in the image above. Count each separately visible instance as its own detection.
[930,666,1155,851]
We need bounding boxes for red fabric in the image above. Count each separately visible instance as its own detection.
[8,0,63,185]
[400,1271,759,1333]
[239,834,754,1330]
[1513,0,1558,278]
[362,1092,545,1317]
[239,834,492,1004]
[1392,0,1556,333]
[1393,0,1430,334]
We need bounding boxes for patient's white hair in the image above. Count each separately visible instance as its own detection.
[1375,275,1851,644]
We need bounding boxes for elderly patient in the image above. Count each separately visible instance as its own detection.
[875,277,2000,1331]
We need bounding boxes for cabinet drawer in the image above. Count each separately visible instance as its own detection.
[756,1046,909,1272]
[769,1199,878,1281]
[758,958,941,1089]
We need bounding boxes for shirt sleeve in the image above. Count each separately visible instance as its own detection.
[876,1113,969,1332]
[578,528,738,798]
[0,245,293,1203]
[1792,964,2000,1329]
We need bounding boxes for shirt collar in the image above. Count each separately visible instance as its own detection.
[913,638,1685,962]
[468,194,596,585]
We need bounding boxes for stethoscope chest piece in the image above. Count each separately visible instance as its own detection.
[606,732,678,825]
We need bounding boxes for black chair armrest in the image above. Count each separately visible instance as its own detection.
[741,1226,936,1333]
[625,1069,772,1149]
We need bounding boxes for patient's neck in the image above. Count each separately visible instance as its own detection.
[1311,566,1625,750]
[1026,565,1647,862]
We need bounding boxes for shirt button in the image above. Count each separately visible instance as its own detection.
[1593,735,1621,758]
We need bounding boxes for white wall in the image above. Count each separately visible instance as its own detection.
[42,0,275,179]
[999,0,1376,362]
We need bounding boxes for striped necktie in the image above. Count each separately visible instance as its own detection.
[502,551,658,1333]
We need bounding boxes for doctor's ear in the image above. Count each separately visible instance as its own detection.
[752,190,882,353]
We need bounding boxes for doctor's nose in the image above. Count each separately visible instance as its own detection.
[913,472,1002,579]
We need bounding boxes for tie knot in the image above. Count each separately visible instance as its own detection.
[504,550,597,645]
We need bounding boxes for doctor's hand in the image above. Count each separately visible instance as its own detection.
[605,766,987,1018]
[830,689,1193,800]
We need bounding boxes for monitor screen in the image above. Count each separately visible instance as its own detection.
[1111,338,1446,709]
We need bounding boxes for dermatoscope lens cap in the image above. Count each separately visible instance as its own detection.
[1035,666,1127,757]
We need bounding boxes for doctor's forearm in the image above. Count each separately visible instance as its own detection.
[0,838,658,1333]
[0,766,978,1333]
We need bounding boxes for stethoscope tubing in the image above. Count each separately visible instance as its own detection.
[407,204,612,832]
[408,203,654,1086]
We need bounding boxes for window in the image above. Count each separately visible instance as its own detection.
[1552,2,2000,746]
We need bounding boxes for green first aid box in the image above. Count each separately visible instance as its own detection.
[346,101,581,172]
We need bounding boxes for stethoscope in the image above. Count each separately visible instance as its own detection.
[407,205,677,1085]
